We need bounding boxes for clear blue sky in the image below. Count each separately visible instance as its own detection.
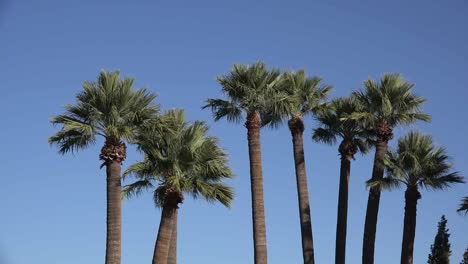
[1,1,467,263]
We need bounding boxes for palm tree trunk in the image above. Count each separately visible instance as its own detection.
[289,117,314,264]
[400,186,421,264]
[153,205,176,264]
[335,153,351,264]
[246,111,268,264]
[167,209,178,264]
[105,160,122,264]
[362,139,388,264]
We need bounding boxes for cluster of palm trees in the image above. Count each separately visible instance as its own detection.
[49,64,465,264]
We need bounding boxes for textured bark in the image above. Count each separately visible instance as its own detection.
[153,190,182,264]
[400,187,421,264]
[362,124,391,264]
[167,210,178,264]
[153,205,176,264]
[245,111,268,264]
[289,117,314,264]
[335,139,355,264]
[101,139,126,264]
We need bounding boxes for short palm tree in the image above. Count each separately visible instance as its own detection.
[49,70,159,264]
[313,97,371,264]
[203,62,280,264]
[263,70,332,264]
[347,74,431,264]
[123,110,234,264]
[457,197,468,215]
[368,132,464,264]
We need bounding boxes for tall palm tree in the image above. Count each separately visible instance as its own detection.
[368,131,464,264]
[312,97,371,264]
[203,62,280,264]
[123,110,234,264]
[347,74,431,264]
[457,197,468,215]
[49,70,159,264]
[263,70,332,264]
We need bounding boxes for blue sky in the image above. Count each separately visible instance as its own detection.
[1,0,467,263]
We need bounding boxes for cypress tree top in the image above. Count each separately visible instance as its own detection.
[427,215,451,264]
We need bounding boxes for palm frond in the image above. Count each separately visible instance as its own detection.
[262,70,332,128]
[313,96,372,156]
[204,62,282,125]
[312,127,337,145]
[384,131,463,193]
[124,110,235,208]
[202,99,243,123]
[457,197,468,215]
[122,179,154,199]
[49,70,160,155]
[348,73,430,133]
[420,172,465,191]
[366,177,402,191]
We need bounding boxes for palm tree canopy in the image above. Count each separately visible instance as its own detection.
[368,131,464,191]
[203,62,281,124]
[49,70,159,153]
[458,197,468,215]
[123,109,234,208]
[261,70,332,128]
[347,74,430,132]
[312,97,372,155]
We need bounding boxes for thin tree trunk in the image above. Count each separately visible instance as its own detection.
[362,139,388,264]
[153,205,176,264]
[246,111,268,264]
[400,187,420,264]
[167,209,178,264]
[105,160,122,264]
[335,154,351,264]
[289,117,314,264]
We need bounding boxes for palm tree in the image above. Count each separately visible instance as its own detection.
[457,197,468,215]
[203,62,280,264]
[263,70,332,264]
[312,97,371,264]
[368,132,464,264]
[347,74,431,264]
[123,110,234,264]
[49,70,159,264]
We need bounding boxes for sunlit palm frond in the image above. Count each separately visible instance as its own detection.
[313,97,371,155]
[347,73,430,131]
[383,131,464,192]
[124,110,234,208]
[49,70,159,154]
[262,70,332,128]
[204,62,282,126]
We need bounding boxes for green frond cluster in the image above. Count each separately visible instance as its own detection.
[262,70,332,128]
[123,109,234,208]
[371,131,464,191]
[49,70,160,154]
[312,97,372,154]
[203,62,281,125]
[348,73,431,131]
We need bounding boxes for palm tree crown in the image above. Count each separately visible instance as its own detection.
[49,70,159,154]
[313,97,371,158]
[369,131,464,191]
[262,70,332,128]
[123,109,234,207]
[349,73,430,140]
[203,62,281,124]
